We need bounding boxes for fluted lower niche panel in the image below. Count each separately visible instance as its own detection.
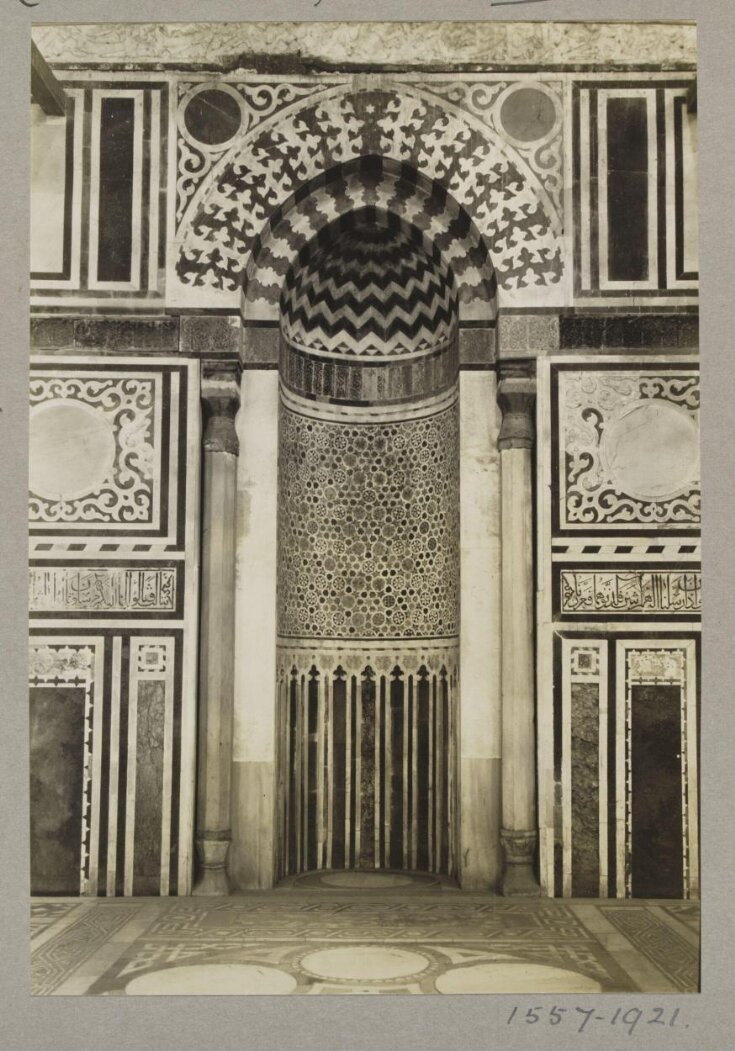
[276,647,458,878]
[275,212,462,878]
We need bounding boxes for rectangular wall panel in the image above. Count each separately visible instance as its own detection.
[28,357,200,896]
[605,96,650,282]
[630,683,684,897]
[538,358,700,900]
[96,97,136,283]
[29,685,88,895]
[31,79,167,309]
[573,79,696,303]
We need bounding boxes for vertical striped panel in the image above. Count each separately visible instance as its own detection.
[279,662,456,876]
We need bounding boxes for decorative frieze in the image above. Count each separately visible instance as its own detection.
[29,566,178,614]
[559,569,701,615]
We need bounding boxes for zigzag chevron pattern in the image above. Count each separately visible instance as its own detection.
[280,216,458,358]
[241,156,499,323]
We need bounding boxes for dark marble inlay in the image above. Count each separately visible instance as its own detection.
[132,680,165,895]
[631,684,683,898]
[606,96,650,282]
[571,682,600,898]
[30,686,86,896]
[184,88,241,146]
[97,97,135,283]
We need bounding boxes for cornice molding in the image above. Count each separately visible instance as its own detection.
[33,22,696,71]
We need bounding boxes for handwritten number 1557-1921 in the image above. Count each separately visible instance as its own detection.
[507,1006,684,1034]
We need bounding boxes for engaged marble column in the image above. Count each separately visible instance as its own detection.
[497,367,540,896]
[194,360,241,895]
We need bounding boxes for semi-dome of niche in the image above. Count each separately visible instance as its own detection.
[279,214,459,407]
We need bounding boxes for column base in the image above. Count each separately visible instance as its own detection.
[193,834,231,896]
[500,829,541,897]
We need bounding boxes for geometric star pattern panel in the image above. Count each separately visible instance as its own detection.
[537,358,701,898]
[28,357,200,896]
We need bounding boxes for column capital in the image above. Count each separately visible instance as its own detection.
[497,367,536,451]
[201,359,242,456]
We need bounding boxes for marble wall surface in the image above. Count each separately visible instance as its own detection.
[30,66,697,317]
[28,359,201,896]
[29,22,699,898]
[537,362,700,899]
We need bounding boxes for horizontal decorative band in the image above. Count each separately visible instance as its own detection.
[281,330,455,363]
[558,568,701,615]
[276,638,460,679]
[279,381,458,423]
[29,565,180,615]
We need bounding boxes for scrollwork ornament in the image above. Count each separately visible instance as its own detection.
[560,371,700,528]
[29,376,156,525]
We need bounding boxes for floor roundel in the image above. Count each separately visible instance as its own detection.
[317,872,415,889]
[435,962,603,994]
[124,964,297,996]
[300,946,430,981]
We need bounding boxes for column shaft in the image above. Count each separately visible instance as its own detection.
[194,360,241,895]
[498,371,540,896]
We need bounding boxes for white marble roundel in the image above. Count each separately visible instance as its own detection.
[435,962,602,995]
[29,398,116,501]
[599,399,699,501]
[318,872,414,889]
[124,964,297,996]
[300,946,429,981]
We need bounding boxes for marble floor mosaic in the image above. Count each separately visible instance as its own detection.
[30,875,700,997]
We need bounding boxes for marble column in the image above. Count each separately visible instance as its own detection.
[194,359,241,895]
[497,367,540,896]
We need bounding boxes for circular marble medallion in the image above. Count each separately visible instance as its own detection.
[435,962,602,995]
[599,398,699,501]
[318,872,414,889]
[300,946,430,981]
[29,399,116,502]
[499,86,558,144]
[183,87,242,146]
[124,964,297,996]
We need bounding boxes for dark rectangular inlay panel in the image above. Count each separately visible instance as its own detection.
[97,97,135,283]
[30,686,86,895]
[132,681,165,895]
[571,682,600,897]
[630,684,684,898]
[606,96,649,282]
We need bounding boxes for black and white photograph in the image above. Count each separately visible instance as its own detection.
[24,16,704,1001]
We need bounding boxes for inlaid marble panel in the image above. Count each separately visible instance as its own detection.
[28,358,201,897]
[555,367,700,531]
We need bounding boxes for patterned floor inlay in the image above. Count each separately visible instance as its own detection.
[31,904,144,996]
[30,901,81,939]
[660,901,701,934]
[29,895,700,996]
[598,905,699,993]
